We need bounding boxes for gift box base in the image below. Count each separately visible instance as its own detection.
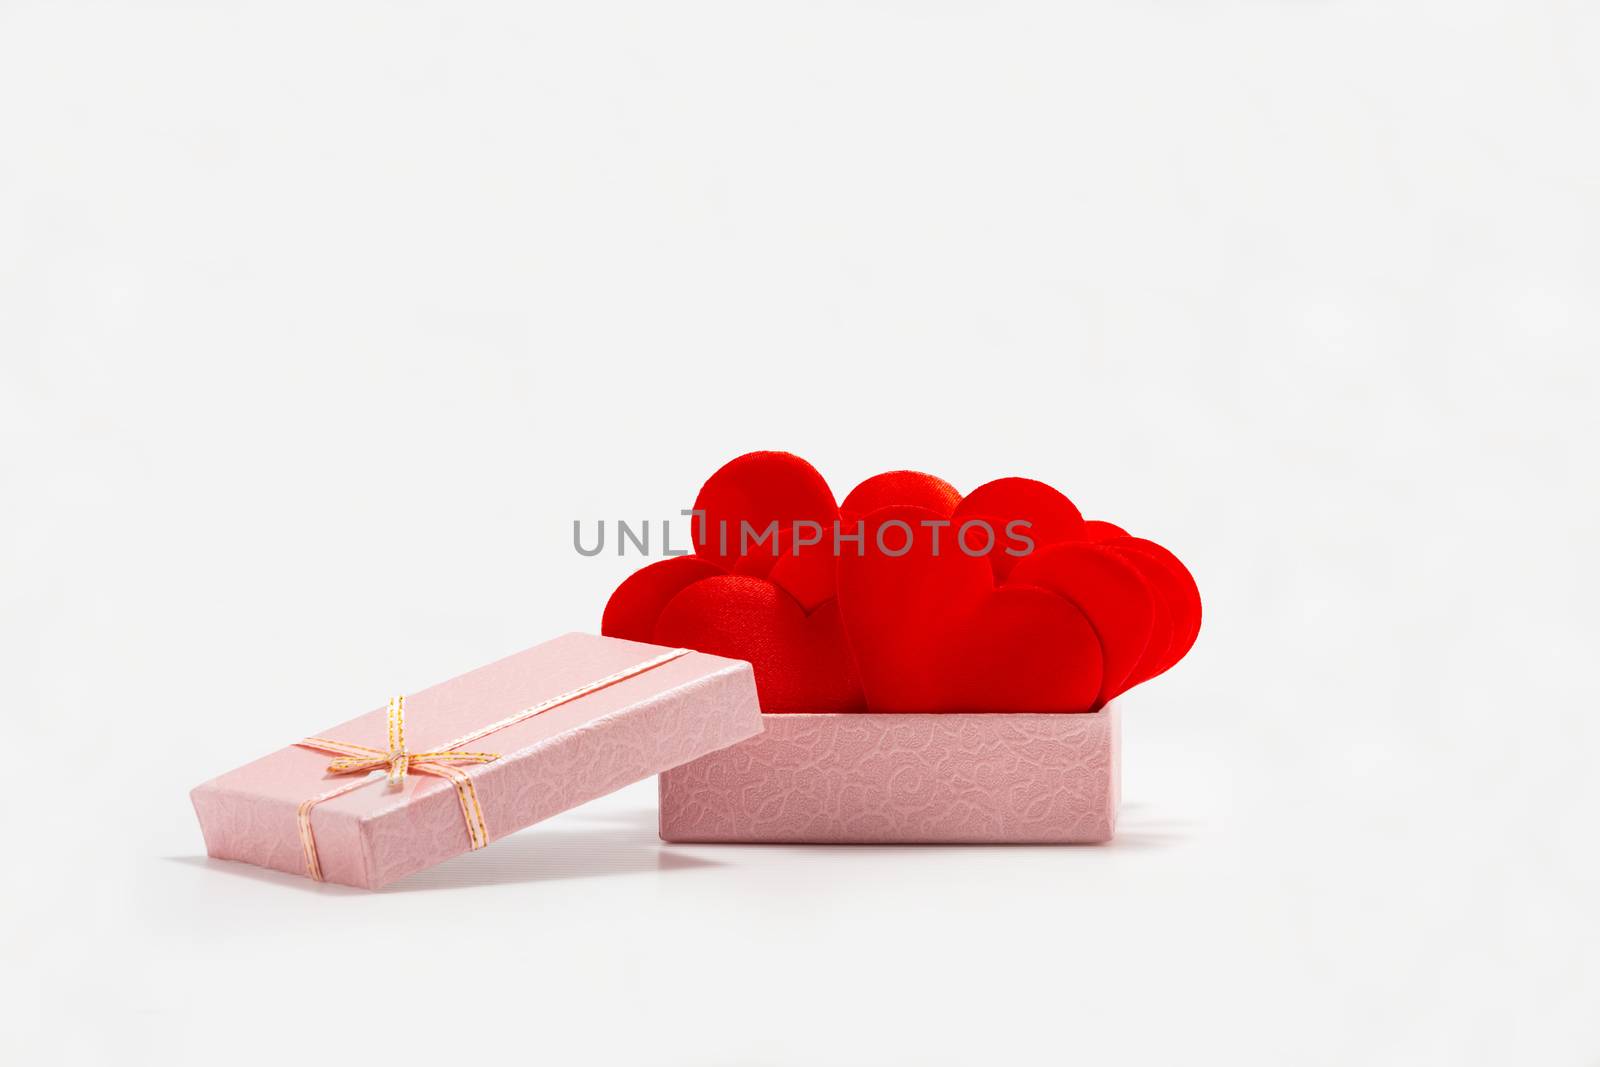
[658,705,1118,844]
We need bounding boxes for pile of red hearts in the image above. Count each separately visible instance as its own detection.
[602,452,1200,713]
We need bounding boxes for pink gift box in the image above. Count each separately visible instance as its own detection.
[658,705,1119,844]
[192,633,760,888]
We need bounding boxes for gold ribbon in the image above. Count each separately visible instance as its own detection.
[292,647,692,882]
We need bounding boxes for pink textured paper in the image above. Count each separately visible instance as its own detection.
[658,706,1118,843]
[191,633,761,888]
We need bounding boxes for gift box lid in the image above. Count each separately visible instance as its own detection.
[191,633,761,889]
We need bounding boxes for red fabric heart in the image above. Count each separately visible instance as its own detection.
[950,477,1086,580]
[1083,519,1128,540]
[1100,536,1201,685]
[692,451,838,566]
[937,585,1103,713]
[841,470,962,518]
[652,576,863,712]
[692,451,840,611]
[1009,541,1155,705]
[836,505,1103,712]
[602,452,1200,715]
[603,452,859,711]
[601,556,727,643]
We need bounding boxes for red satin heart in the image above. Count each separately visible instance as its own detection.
[950,477,1086,580]
[1008,541,1155,705]
[1101,536,1201,684]
[937,586,1103,713]
[692,450,840,611]
[692,451,839,567]
[837,505,1103,712]
[841,470,962,518]
[652,576,863,713]
[601,556,726,643]
[1082,519,1128,541]
[765,552,836,613]
[603,452,1200,715]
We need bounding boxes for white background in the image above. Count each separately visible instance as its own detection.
[4,2,1598,1064]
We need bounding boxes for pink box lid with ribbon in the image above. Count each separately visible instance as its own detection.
[191,633,761,889]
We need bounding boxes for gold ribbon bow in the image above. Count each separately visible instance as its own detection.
[292,647,692,883]
[313,695,501,790]
[296,695,501,879]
